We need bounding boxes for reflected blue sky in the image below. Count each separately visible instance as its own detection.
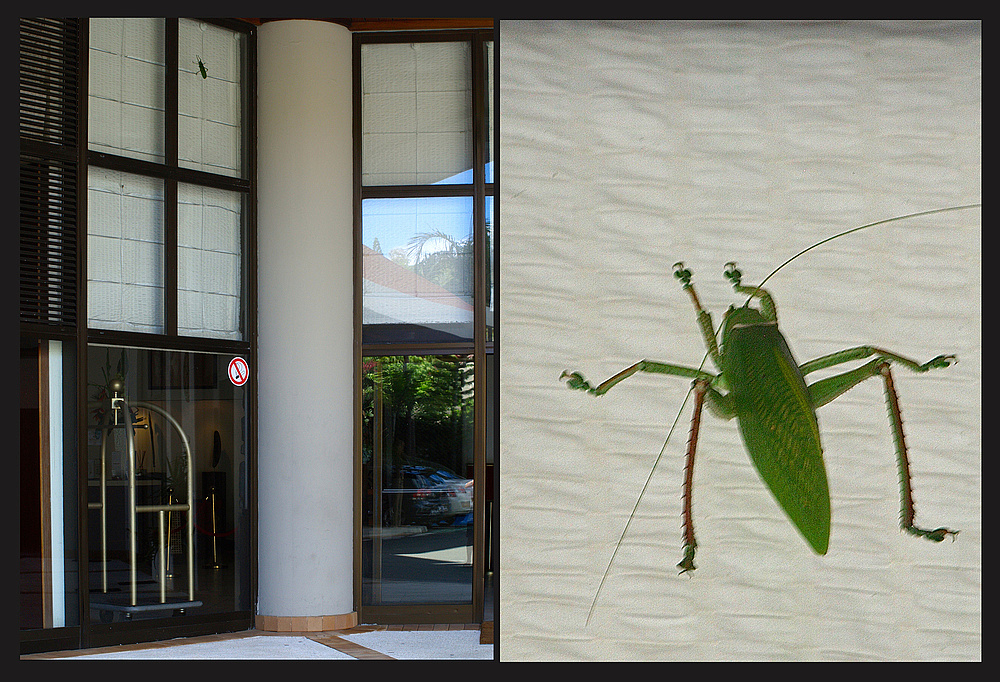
[363,196,473,261]
[362,161,492,259]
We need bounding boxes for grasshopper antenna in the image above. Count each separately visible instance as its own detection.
[748,204,981,301]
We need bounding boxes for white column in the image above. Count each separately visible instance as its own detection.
[256,20,355,627]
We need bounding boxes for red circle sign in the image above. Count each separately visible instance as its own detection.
[228,357,249,386]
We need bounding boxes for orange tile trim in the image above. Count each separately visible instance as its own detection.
[256,611,358,632]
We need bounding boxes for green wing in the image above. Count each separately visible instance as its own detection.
[725,323,831,555]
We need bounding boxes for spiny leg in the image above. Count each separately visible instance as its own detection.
[879,362,958,542]
[678,379,710,573]
[806,358,958,543]
[584,376,721,622]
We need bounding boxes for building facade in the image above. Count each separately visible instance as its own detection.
[19,17,496,655]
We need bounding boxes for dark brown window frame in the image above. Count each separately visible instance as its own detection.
[85,18,256,353]
[19,17,259,655]
[352,27,496,627]
[82,18,259,651]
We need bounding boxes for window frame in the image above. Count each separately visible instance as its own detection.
[81,17,258,651]
[352,27,494,626]
[85,17,257,354]
[19,18,259,656]
[354,28,494,356]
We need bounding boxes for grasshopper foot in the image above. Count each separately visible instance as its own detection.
[673,261,693,288]
[723,261,742,288]
[560,370,594,393]
[920,354,957,371]
[676,545,697,574]
[905,524,959,543]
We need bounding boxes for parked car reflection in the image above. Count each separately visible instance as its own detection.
[427,468,473,523]
[377,464,474,528]
[381,465,450,527]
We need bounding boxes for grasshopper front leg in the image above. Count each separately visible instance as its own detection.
[560,361,715,395]
[562,262,726,397]
[674,262,723,370]
[724,261,777,322]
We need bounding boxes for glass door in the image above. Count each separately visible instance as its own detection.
[84,345,251,626]
[361,355,475,615]
[355,28,494,625]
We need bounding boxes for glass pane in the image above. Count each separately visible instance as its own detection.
[362,355,475,606]
[86,345,251,623]
[178,19,244,178]
[362,196,474,344]
[361,41,472,186]
[21,338,80,630]
[88,167,165,334]
[485,40,494,184]
[483,351,496,623]
[177,183,243,340]
[486,195,494,344]
[88,18,166,163]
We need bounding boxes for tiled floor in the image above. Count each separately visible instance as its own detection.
[24,569,495,659]
[20,623,491,660]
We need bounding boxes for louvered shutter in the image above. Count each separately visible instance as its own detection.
[19,18,81,330]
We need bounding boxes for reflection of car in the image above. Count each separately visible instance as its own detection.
[428,469,473,521]
[382,466,450,526]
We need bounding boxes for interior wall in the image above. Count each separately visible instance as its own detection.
[498,20,980,661]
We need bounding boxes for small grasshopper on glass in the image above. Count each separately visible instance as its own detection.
[561,205,979,624]
[196,56,208,79]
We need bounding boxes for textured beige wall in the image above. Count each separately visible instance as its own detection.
[498,20,980,661]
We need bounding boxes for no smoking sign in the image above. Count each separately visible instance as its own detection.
[228,356,249,386]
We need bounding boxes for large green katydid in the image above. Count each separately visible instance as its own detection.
[560,205,979,624]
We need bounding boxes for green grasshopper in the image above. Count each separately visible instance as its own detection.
[196,56,208,79]
[561,205,979,623]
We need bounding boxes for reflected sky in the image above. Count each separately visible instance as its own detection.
[362,162,492,259]
[362,196,473,262]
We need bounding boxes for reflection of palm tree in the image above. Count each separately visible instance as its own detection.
[405,222,491,304]
[406,230,472,296]
[405,229,468,263]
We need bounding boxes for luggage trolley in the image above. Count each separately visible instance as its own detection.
[89,378,202,621]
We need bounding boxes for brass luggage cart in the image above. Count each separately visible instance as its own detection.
[88,380,202,621]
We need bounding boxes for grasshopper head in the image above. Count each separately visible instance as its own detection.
[720,301,772,355]
[723,302,769,329]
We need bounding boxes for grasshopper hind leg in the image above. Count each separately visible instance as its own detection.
[879,362,960,543]
[677,379,711,573]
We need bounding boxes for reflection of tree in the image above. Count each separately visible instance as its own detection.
[403,229,472,298]
[362,355,474,526]
[387,219,491,304]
